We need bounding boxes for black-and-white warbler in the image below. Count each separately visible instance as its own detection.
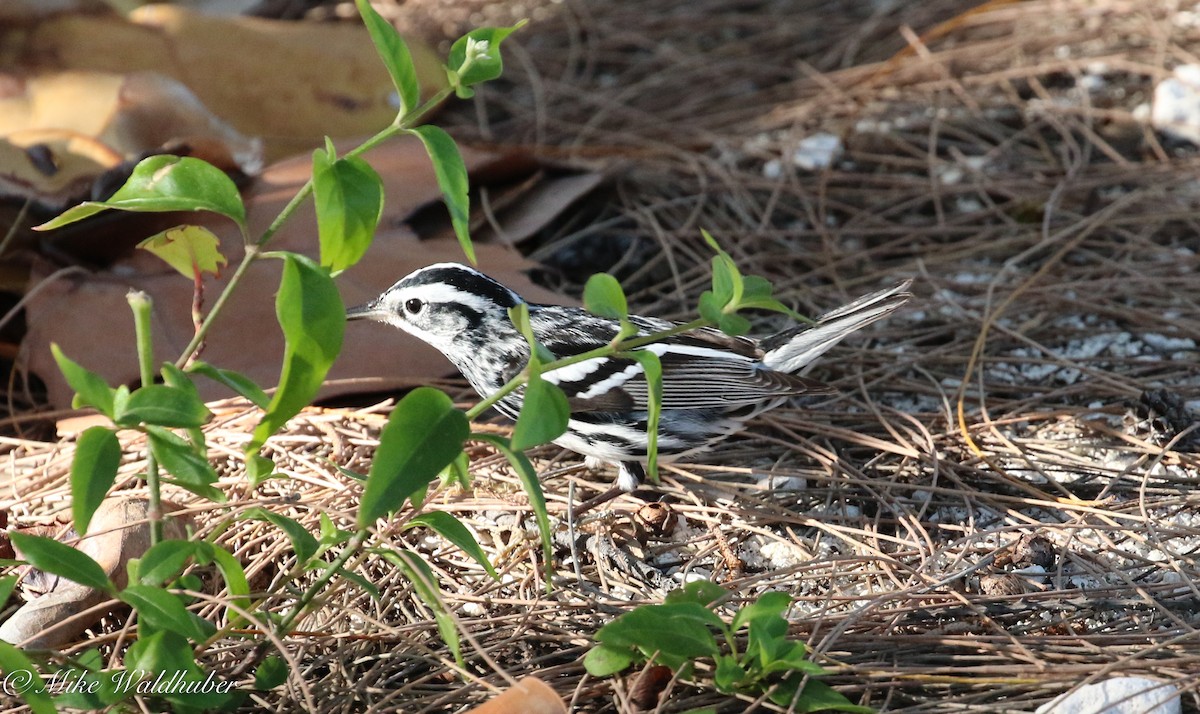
[347,263,911,493]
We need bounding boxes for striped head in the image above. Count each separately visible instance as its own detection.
[346,263,523,355]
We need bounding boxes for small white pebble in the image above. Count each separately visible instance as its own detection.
[1036,678,1180,714]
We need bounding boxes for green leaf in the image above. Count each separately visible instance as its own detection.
[245,454,278,488]
[353,0,420,117]
[714,654,747,693]
[583,644,636,677]
[248,253,345,454]
[70,426,121,534]
[594,602,723,670]
[379,549,462,666]
[51,343,115,417]
[186,361,270,409]
[37,155,246,230]
[10,532,113,594]
[123,630,236,709]
[0,642,55,713]
[240,508,319,564]
[742,275,774,299]
[664,580,728,608]
[772,677,871,713]
[0,574,17,605]
[446,23,525,95]
[625,350,661,482]
[358,387,469,527]
[716,312,751,337]
[146,427,224,502]
[733,590,791,631]
[254,656,288,691]
[312,140,384,275]
[207,544,251,615]
[407,125,474,263]
[439,450,471,490]
[472,433,552,591]
[117,384,212,428]
[121,585,216,641]
[138,225,228,279]
[583,273,628,319]
[511,371,570,451]
[759,641,825,677]
[404,511,498,579]
[330,565,381,600]
[319,513,354,548]
[697,291,723,324]
[136,540,199,587]
[701,229,744,308]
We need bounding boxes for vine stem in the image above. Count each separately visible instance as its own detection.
[127,290,164,544]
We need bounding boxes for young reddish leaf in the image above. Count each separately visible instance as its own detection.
[37,155,246,230]
[138,226,228,279]
[70,426,122,535]
[51,344,115,417]
[407,125,474,263]
[358,387,469,526]
[9,532,114,594]
[312,142,384,275]
[248,253,344,454]
[353,0,421,117]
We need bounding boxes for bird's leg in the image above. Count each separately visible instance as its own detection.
[569,461,645,519]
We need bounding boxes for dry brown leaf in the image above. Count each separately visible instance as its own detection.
[1,5,447,161]
[462,677,566,714]
[0,72,262,211]
[24,137,582,409]
[0,498,190,649]
[0,128,122,212]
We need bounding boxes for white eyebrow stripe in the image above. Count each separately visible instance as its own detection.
[388,284,495,313]
[542,359,605,385]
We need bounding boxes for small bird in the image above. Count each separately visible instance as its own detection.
[347,263,911,496]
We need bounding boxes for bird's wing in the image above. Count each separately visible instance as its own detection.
[529,307,831,413]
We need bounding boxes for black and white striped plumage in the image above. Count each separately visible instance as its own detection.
[347,263,911,492]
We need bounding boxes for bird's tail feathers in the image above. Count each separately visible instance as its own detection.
[761,280,912,374]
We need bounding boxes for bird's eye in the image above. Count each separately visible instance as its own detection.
[404,298,424,314]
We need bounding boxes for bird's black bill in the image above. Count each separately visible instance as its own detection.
[345,302,383,321]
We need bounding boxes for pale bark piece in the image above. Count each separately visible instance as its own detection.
[0,498,190,650]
